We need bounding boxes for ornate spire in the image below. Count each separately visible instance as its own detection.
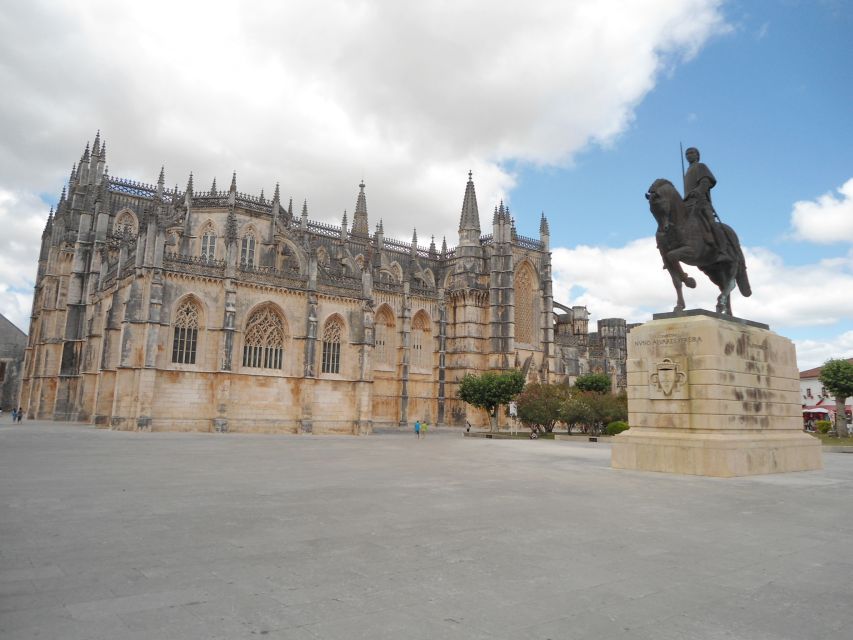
[210,177,217,194]
[341,209,348,230]
[259,189,265,203]
[69,163,77,188]
[273,183,280,204]
[156,166,165,198]
[186,172,194,195]
[229,171,237,193]
[429,235,437,257]
[301,199,309,228]
[92,130,101,156]
[81,141,90,163]
[539,211,549,235]
[286,196,293,224]
[459,170,480,234]
[492,205,499,224]
[378,218,384,234]
[441,235,447,257]
[352,180,369,236]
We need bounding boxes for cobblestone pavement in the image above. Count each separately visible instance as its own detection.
[2,421,851,639]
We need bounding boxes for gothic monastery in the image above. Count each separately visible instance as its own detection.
[20,135,631,433]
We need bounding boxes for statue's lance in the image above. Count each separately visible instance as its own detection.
[680,141,686,196]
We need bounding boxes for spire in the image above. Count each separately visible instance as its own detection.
[81,141,90,164]
[352,180,369,236]
[411,228,418,247]
[539,211,549,235]
[92,130,101,156]
[273,182,280,204]
[156,166,165,198]
[497,200,507,223]
[100,140,107,161]
[229,171,237,193]
[441,236,447,257]
[259,189,265,203]
[210,177,217,194]
[459,170,480,233]
[429,235,437,258]
[378,218,384,234]
[492,205,499,225]
[301,199,308,229]
[69,163,77,188]
[286,196,293,224]
[186,172,194,195]
[341,209,348,230]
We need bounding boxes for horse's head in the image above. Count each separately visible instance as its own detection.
[646,179,680,230]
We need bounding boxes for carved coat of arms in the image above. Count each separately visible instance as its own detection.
[649,358,687,397]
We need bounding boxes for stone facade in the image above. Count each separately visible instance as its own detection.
[20,136,629,433]
[0,313,27,411]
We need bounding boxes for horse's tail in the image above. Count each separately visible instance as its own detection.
[722,224,752,297]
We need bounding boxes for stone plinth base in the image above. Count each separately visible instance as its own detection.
[612,310,822,477]
[611,429,821,477]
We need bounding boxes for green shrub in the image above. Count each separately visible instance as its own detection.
[606,421,629,436]
[816,420,832,434]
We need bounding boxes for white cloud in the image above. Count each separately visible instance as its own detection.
[794,332,853,371]
[0,0,727,244]
[552,240,853,359]
[790,178,853,244]
[0,189,45,332]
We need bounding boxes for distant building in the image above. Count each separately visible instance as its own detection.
[0,313,27,411]
[20,135,631,433]
[800,358,853,421]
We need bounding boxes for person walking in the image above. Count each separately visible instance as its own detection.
[414,420,421,439]
[16,407,22,423]
[421,420,428,438]
[9,408,15,422]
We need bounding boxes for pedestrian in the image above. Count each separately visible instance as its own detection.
[414,419,420,439]
[11,407,17,422]
[422,420,428,438]
[16,407,22,423]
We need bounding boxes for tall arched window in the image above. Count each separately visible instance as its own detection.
[374,306,396,368]
[321,316,343,374]
[241,233,256,268]
[243,306,285,369]
[411,311,432,370]
[172,300,200,364]
[201,226,217,262]
[515,263,538,345]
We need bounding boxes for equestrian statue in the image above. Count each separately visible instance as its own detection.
[646,146,751,315]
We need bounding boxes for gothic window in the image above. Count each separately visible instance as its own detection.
[375,307,396,368]
[243,306,285,370]
[115,211,137,235]
[0,361,6,383]
[241,233,256,268]
[321,316,343,374]
[201,227,217,261]
[411,311,432,370]
[171,300,200,364]
[515,263,538,345]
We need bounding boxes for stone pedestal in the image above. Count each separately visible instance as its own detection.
[611,310,822,477]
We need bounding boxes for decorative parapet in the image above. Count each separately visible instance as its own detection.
[374,281,404,294]
[515,234,545,251]
[383,237,433,259]
[237,264,307,289]
[164,252,227,278]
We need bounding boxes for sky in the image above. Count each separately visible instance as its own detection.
[0,0,851,369]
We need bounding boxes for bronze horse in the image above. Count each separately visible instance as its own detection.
[646,178,751,315]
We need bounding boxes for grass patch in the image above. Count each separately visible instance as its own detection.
[813,433,853,447]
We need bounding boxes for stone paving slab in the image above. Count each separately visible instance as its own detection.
[1,421,852,639]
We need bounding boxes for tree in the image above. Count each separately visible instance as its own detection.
[561,393,594,434]
[819,359,853,438]
[458,369,525,432]
[574,373,612,394]
[516,383,571,434]
[583,391,628,435]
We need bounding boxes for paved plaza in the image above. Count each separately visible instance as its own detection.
[1,421,852,639]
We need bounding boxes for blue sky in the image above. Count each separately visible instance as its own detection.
[0,0,851,368]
